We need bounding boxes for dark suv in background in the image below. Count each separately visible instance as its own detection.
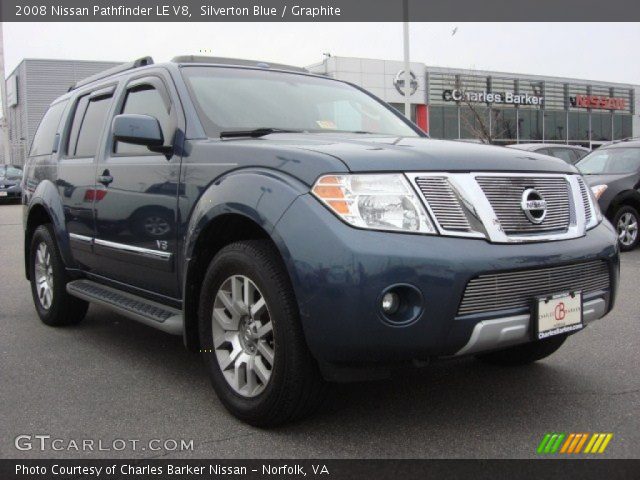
[22,56,619,426]
[0,165,23,203]
[507,143,590,165]
[578,139,640,250]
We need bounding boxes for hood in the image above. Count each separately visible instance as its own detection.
[224,133,577,174]
[581,172,637,187]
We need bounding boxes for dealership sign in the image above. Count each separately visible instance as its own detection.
[569,94,627,110]
[443,89,543,105]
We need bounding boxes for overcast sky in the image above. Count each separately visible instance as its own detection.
[3,22,640,84]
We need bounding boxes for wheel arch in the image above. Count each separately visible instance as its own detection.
[24,180,73,280]
[181,169,307,351]
[606,190,640,219]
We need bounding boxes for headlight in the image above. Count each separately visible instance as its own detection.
[590,184,608,200]
[311,174,436,234]
[586,182,604,229]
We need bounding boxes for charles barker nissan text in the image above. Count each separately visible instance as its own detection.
[15,464,249,476]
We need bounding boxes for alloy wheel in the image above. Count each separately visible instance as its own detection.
[211,275,274,397]
[34,242,54,310]
[617,212,638,247]
[143,215,171,237]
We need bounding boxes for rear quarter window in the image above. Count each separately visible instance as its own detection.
[29,101,68,157]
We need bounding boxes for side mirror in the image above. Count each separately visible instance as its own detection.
[112,114,164,147]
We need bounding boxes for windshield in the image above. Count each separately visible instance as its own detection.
[0,166,23,180]
[181,66,420,137]
[577,147,640,175]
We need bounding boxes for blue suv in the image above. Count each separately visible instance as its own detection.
[22,56,619,426]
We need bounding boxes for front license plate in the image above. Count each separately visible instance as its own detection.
[535,292,583,340]
[0,192,7,197]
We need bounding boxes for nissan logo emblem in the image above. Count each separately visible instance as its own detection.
[521,188,547,224]
[393,70,418,96]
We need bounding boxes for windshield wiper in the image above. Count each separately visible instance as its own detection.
[219,128,303,139]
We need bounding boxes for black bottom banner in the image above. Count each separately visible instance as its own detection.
[1,459,639,480]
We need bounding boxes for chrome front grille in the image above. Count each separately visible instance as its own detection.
[457,260,610,316]
[476,176,571,234]
[578,178,592,224]
[414,177,471,231]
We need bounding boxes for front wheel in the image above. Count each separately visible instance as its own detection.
[613,206,639,251]
[198,240,326,427]
[475,335,567,366]
[29,225,89,326]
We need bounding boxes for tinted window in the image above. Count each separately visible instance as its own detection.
[115,86,172,155]
[578,147,640,174]
[548,148,575,164]
[30,101,67,156]
[73,95,112,157]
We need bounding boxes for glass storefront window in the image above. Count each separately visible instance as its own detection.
[568,112,590,141]
[427,105,459,139]
[460,106,489,140]
[518,109,542,141]
[591,112,612,141]
[544,111,567,141]
[491,108,517,140]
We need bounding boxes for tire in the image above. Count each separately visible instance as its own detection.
[198,240,326,427]
[130,207,173,240]
[613,205,640,251]
[29,225,89,326]
[475,335,567,366]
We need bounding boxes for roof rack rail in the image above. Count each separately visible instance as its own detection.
[171,55,308,73]
[69,56,154,91]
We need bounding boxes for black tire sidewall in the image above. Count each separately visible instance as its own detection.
[29,225,67,324]
[613,206,640,251]
[198,242,298,423]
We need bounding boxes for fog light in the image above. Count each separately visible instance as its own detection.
[381,292,400,315]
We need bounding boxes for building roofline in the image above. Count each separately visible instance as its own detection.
[311,55,639,89]
[6,58,123,79]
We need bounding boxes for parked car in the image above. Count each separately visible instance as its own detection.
[507,143,590,164]
[0,165,23,203]
[577,139,640,251]
[23,56,619,426]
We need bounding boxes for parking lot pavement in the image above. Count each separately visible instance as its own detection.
[1,202,639,459]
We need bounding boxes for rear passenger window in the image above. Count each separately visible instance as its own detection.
[115,85,172,155]
[549,148,575,164]
[73,95,113,157]
[30,100,68,156]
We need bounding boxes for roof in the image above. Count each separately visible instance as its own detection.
[507,143,590,152]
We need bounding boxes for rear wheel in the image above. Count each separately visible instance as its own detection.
[613,205,639,251]
[475,335,567,366]
[29,225,88,326]
[198,240,326,427]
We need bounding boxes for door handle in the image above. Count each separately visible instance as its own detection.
[97,175,113,186]
[97,174,113,186]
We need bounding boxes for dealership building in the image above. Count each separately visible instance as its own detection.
[2,56,639,165]
[307,56,639,148]
[3,59,120,165]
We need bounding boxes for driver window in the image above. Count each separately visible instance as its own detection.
[115,84,173,155]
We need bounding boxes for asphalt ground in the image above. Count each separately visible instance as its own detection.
[1,203,638,459]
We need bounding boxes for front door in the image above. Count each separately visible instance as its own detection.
[91,72,182,298]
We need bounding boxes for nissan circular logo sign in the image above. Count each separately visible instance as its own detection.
[521,188,547,224]
[393,70,418,96]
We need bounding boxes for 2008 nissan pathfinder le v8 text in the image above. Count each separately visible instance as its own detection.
[23,56,619,426]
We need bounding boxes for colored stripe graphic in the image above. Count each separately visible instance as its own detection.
[539,433,613,454]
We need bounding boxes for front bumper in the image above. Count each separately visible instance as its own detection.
[0,186,22,200]
[274,194,620,365]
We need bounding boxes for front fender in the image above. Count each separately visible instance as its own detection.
[182,168,310,263]
[25,180,76,276]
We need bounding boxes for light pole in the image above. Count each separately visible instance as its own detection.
[402,0,411,120]
[0,22,11,165]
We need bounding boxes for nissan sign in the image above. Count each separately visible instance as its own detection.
[569,94,627,110]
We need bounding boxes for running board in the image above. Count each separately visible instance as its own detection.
[66,280,183,335]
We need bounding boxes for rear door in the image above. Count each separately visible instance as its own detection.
[91,71,183,298]
[58,86,116,269]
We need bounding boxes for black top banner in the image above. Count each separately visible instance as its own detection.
[1,0,640,22]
